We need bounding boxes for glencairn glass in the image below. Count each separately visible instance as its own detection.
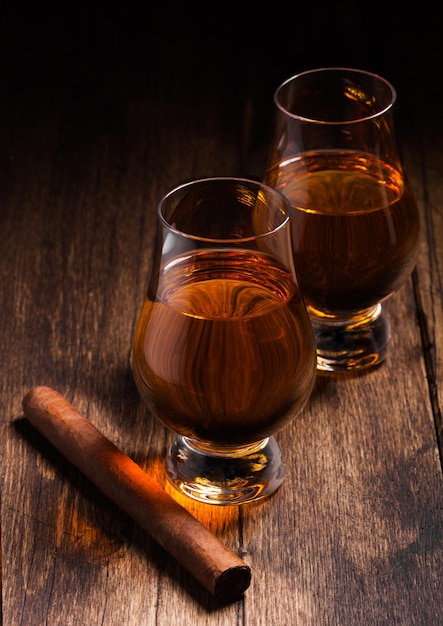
[264,68,421,373]
[131,177,316,504]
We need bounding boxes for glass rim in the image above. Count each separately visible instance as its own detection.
[158,176,292,243]
[274,66,397,125]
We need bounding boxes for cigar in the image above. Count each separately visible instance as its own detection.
[22,386,251,603]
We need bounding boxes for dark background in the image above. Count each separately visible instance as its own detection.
[0,2,441,212]
[1,3,441,123]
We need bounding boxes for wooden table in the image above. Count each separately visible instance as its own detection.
[2,7,443,625]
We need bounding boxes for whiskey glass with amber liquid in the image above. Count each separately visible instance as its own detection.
[131,177,316,504]
[264,67,421,373]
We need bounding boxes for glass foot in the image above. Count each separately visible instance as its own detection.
[311,303,391,373]
[165,436,286,505]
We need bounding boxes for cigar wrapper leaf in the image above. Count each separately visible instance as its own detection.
[22,386,251,603]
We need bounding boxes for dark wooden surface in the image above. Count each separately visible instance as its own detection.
[2,5,443,625]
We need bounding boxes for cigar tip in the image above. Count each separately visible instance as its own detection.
[23,385,52,402]
[214,564,251,604]
[22,386,61,410]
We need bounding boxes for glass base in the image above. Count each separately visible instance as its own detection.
[311,303,391,374]
[165,436,286,505]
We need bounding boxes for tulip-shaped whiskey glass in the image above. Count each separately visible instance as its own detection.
[264,68,421,373]
[131,177,316,504]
